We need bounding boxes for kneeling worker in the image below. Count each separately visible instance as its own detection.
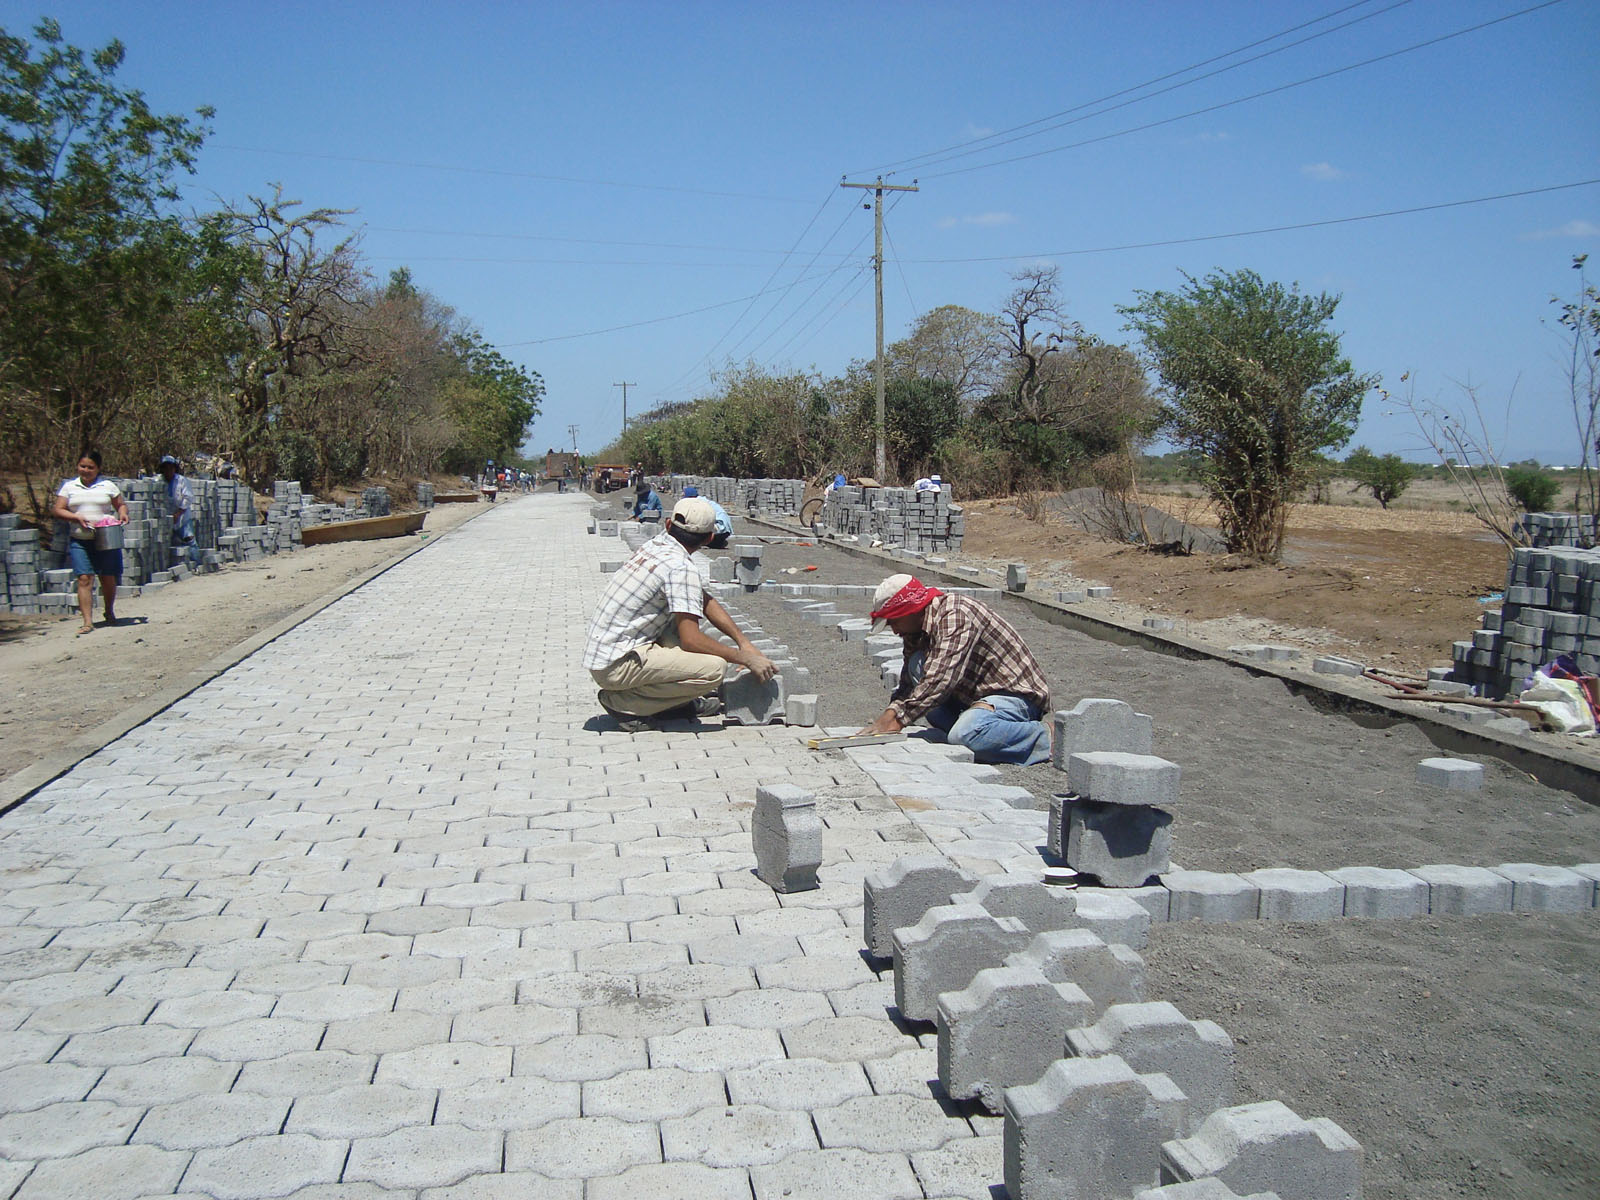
[858,573,1051,764]
[584,497,776,732]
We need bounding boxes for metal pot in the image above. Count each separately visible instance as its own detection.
[92,523,124,551]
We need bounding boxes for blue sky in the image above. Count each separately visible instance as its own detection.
[7,1,1598,464]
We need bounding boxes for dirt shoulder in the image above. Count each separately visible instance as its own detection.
[954,494,1510,676]
[0,497,489,785]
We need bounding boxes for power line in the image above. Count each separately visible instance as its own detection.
[899,178,1600,264]
[859,0,1410,176]
[654,186,847,398]
[363,224,853,257]
[923,0,1568,179]
[496,266,849,346]
[210,143,808,203]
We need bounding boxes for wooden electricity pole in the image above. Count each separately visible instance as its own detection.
[614,381,635,434]
[840,176,917,482]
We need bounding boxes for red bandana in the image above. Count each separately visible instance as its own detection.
[870,577,944,621]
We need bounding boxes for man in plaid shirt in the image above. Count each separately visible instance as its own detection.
[859,573,1052,764]
[584,497,776,731]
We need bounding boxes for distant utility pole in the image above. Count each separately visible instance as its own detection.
[840,175,918,482]
[567,424,580,456]
[613,382,635,435]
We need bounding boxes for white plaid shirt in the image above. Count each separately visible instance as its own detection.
[582,529,705,670]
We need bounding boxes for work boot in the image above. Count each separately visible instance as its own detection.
[597,691,652,734]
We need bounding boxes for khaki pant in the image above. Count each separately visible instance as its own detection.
[590,626,725,717]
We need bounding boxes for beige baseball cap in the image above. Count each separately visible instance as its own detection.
[670,496,717,534]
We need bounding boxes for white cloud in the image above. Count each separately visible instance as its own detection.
[962,122,995,140]
[1519,219,1600,241]
[1187,130,1232,144]
[1301,162,1346,182]
[936,216,959,230]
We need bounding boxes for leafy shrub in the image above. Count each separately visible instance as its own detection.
[1504,465,1560,512]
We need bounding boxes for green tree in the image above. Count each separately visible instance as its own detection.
[1122,269,1376,561]
[0,18,212,493]
[1504,464,1560,513]
[1344,445,1414,508]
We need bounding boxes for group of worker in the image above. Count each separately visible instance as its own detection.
[583,493,1049,762]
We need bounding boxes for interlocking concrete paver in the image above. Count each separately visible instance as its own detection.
[435,1076,580,1130]
[503,1114,661,1177]
[749,1147,923,1200]
[134,1091,290,1150]
[0,497,1005,1199]
[814,1091,972,1152]
[182,1133,347,1199]
[12,1143,190,1200]
[663,1103,818,1165]
[0,1098,144,1158]
[585,1162,753,1200]
[344,1124,503,1190]
[284,1083,435,1139]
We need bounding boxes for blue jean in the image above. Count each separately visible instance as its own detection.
[902,649,1051,765]
[67,537,123,579]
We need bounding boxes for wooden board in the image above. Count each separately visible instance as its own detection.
[299,511,426,546]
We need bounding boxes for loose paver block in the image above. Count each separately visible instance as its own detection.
[1415,757,1484,791]
[1491,863,1594,912]
[891,904,1030,1023]
[953,874,1079,932]
[1138,1182,1284,1199]
[784,693,819,727]
[1069,889,1154,949]
[1004,1054,1186,1200]
[1242,869,1344,921]
[722,669,786,725]
[1066,1002,1234,1134]
[1067,752,1180,808]
[1163,870,1260,924]
[1326,867,1429,918]
[1160,1100,1362,1200]
[1312,656,1364,677]
[1407,865,1513,915]
[752,785,822,894]
[862,856,979,959]
[1052,699,1154,768]
[1065,799,1173,888]
[938,963,1096,1111]
[1007,563,1028,592]
[1005,928,1145,1015]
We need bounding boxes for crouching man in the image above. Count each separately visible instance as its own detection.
[583,497,776,732]
[858,573,1052,764]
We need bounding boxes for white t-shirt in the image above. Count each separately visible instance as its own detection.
[57,477,122,540]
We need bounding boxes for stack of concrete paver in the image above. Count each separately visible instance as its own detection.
[1449,545,1600,696]
[648,475,805,516]
[415,481,435,508]
[821,485,964,553]
[0,515,40,613]
[1516,511,1597,548]
[361,486,391,518]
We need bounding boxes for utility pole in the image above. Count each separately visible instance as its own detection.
[567,424,580,457]
[840,175,917,482]
[613,382,635,435]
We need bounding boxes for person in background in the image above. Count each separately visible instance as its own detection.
[680,486,732,549]
[632,480,663,521]
[53,450,129,635]
[858,573,1052,764]
[158,454,199,566]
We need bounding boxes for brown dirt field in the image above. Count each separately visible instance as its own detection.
[956,495,1511,674]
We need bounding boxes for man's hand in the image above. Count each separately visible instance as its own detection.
[738,648,777,683]
[857,708,905,737]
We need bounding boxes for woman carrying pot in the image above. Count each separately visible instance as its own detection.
[52,450,129,635]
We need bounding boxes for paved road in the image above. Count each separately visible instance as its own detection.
[0,495,1002,1200]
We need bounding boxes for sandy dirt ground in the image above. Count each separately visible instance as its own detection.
[732,535,1599,1200]
[955,494,1511,676]
[0,498,486,785]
